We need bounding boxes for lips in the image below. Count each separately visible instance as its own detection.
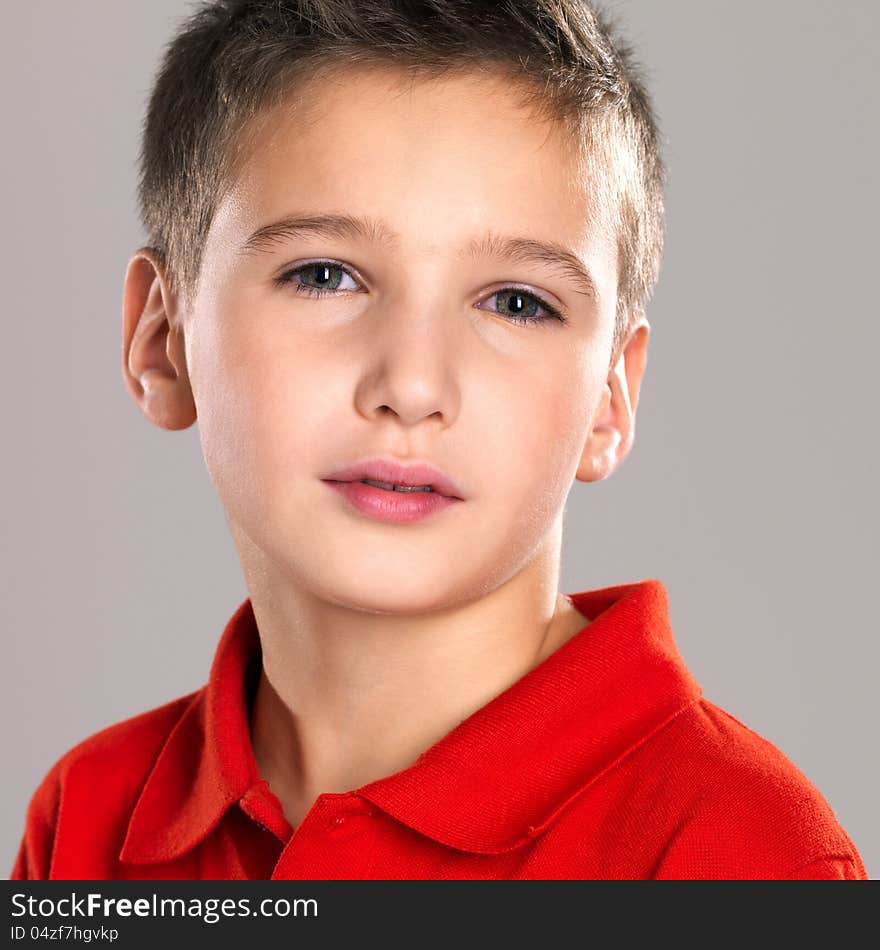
[322,458,464,500]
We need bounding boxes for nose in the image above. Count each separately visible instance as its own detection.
[352,298,462,430]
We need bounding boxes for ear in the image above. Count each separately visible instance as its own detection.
[121,248,197,430]
[576,318,650,483]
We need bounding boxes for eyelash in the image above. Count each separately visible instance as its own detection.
[273,261,569,327]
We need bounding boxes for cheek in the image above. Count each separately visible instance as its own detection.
[191,315,326,521]
[488,363,593,520]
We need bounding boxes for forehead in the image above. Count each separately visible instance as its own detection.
[214,64,612,273]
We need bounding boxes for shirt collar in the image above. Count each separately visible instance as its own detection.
[359,578,702,852]
[119,600,262,865]
[121,578,701,864]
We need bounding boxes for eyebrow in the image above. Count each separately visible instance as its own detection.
[241,212,598,300]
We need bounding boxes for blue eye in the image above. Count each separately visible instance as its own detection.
[478,288,567,326]
[274,260,568,326]
[275,262,359,295]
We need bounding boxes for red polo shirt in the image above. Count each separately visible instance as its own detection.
[11,579,866,880]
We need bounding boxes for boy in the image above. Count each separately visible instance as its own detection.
[11,0,866,879]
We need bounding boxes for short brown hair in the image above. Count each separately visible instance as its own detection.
[139,0,665,360]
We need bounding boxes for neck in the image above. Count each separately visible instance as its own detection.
[236,520,590,829]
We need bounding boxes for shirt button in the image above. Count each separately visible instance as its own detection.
[324,806,376,831]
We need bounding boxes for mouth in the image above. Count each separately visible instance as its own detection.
[323,477,462,525]
[322,458,464,501]
[348,478,435,493]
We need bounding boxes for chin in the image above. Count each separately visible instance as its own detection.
[315,573,465,616]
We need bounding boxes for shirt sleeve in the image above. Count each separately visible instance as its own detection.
[9,763,63,880]
[783,855,868,880]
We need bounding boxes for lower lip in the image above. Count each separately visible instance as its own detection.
[323,480,461,524]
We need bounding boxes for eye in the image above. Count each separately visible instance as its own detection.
[478,287,568,326]
[274,261,361,297]
[274,261,568,327]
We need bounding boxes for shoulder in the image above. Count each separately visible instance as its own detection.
[629,698,866,878]
[11,692,199,879]
[43,691,197,787]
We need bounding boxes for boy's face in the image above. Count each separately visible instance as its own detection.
[131,66,646,612]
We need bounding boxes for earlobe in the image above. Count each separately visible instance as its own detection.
[121,249,197,431]
[576,319,650,484]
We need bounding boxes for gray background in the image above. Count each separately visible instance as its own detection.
[2,1,877,878]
